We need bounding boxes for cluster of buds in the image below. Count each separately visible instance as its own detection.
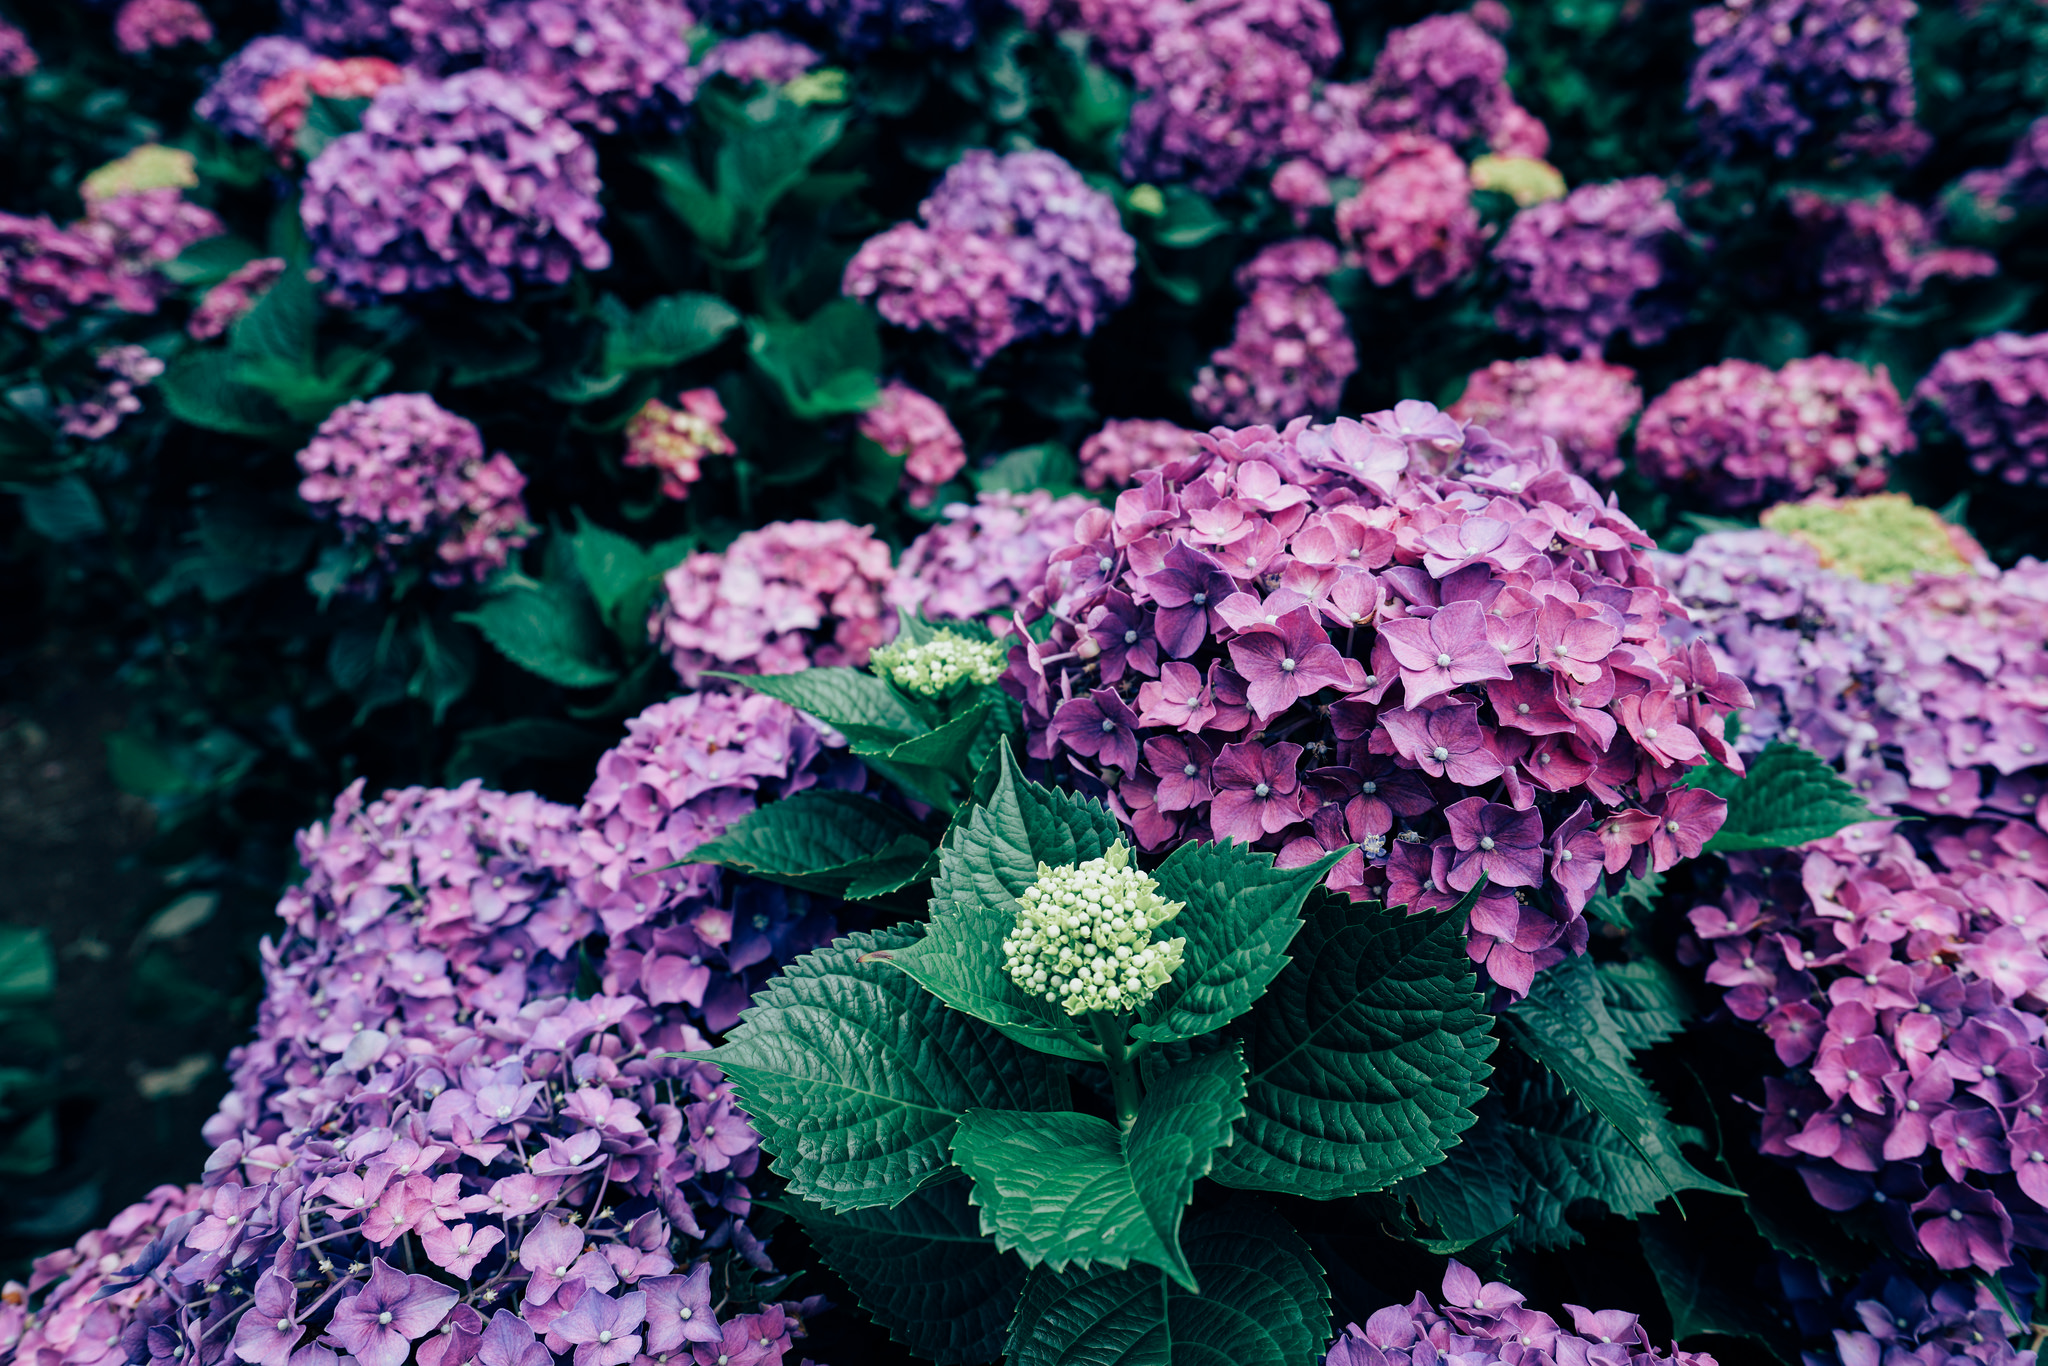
[868,630,1005,697]
[1002,843,1186,1016]
[624,389,736,501]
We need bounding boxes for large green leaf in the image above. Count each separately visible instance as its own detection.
[718,667,926,742]
[1501,955,1735,1198]
[951,1046,1245,1289]
[1135,842,1345,1046]
[1639,1214,1801,1358]
[747,300,881,420]
[1210,893,1495,1198]
[792,1180,1025,1366]
[1697,741,1875,852]
[714,927,1066,1211]
[159,350,294,439]
[686,790,933,899]
[1396,1070,1725,1253]
[1005,1201,1329,1366]
[568,514,690,643]
[0,929,54,1005]
[602,292,741,373]
[1599,960,1695,1054]
[878,750,1123,1061]
[458,584,620,689]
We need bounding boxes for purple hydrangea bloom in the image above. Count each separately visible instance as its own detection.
[1119,19,1317,195]
[295,393,533,588]
[1492,176,1685,358]
[1333,133,1481,298]
[188,256,287,340]
[1190,238,1357,427]
[696,32,824,86]
[392,0,698,132]
[1959,115,2048,219]
[1359,9,1525,150]
[1079,418,1203,490]
[283,0,408,53]
[1688,0,1928,163]
[114,0,213,53]
[57,344,164,440]
[0,188,223,330]
[890,489,1097,627]
[1788,190,1997,314]
[1449,355,1643,484]
[1006,403,1740,997]
[197,36,318,140]
[302,70,611,304]
[0,20,35,77]
[1637,355,1907,512]
[1914,332,2048,488]
[843,148,1134,366]
[694,0,993,55]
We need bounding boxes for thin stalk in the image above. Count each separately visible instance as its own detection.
[1088,1013,1143,1129]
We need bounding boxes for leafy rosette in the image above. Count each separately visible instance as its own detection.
[1005,402,1740,994]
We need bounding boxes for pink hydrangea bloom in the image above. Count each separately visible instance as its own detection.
[858,381,967,507]
[187,256,287,340]
[890,489,1096,627]
[0,20,36,77]
[696,32,823,86]
[114,0,213,53]
[1007,403,1740,997]
[1079,418,1203,490]
[1914,332,2048,488]
[1788,190,1997,314]
[1491,177,1684,358]
[1357,10,1537,153]
[1636,356,1906,512]
[295,393,533,587]
[57,344,164,440]
[258,57,408,158]
[198,36,317,141]
[651,519,895,684]
[1333,133,1481,298]
[1190,238,1358,427]
[625,389,736,501]
[1449,355,1643,483]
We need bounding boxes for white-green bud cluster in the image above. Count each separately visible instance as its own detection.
[1001,842,1186,1017]
[869,630,1005,696]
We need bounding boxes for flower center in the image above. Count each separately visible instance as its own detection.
[1432,746,1450,762]
[1183,763,1198,776]
[1254,782,1271,798]
[1281,657,1297,672]
[1665,820,1680,833]
[1101,719,1117,733]
[1124,630,1137,644]
[1479,836,1495,850]
[1098,556,1113,573]
[1559,849,1573,861]
[1435,652,1452,668]
[378,1313,393,1326]
[599,1333,612,1344]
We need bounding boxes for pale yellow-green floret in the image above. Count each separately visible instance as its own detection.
[1760,492,1979,585]
[1001,841,1186,1017]
[869,630,1005,696]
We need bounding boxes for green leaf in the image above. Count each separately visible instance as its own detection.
[1583,868,1664,931]
[296,93,369,162]
[951,1046,1245,1289]
[1133,841,1343,1046]
[10,475,105,542]
[717,667,925,742]
[228,253,316,363]
[1211,892,1495,1198]
[1396,1070,1715,1253]
[791,1181,1026,1366]
[459,584,620,689]
[1702,741,1875,852]
[445,719,609,787]
[103,730,192,797]
[1501,955,1736,1198]
[747,300,881,420]
[878,749,1123,1061]
[159,350,294,439]
[1005,1201,1330,1366]
[568,513,685,643]
[713,927,1067,1210]
[602,292,741,373]
[1599,960,1695,1054]
[974,442,1083,497]
[0,1111,56,1178]
[159,233,262,287]
[1639,1213,1800,1357]
[639,152,737,252]
[0,929,54,1006]
[1151,186,1231,249]
[687,789,933,899]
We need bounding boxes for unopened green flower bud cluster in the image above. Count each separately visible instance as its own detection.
[869,630,1005,696]
[1002,842,1186,1017]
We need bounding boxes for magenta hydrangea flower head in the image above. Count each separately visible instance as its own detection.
[1333,133,1481,298]
[301,69,612,304]
[890,489,1097,628]
[391,0,699,132]
[1325,1260,1712,1366]
[1637,355,1907,512]
[858,381,967,508]
[625,389,736,502]
[1958,114,2048,221]
[1191,238,1358,427]
[844,148,1133,366]
[1787,190,1998,314]
[114,0,213,53]
[198,37,318,140]
[651,519,896,685]
[696,32,824,87]
[188,257,287,340]
[295,393,533,588]
[0,20,35,77]
[1006,403,1740,997]
[1687,0,1926,163]
[1492,177,1685,358]
[283,0,408,52]
[1358,10,1522,150]
[1079,418,1203,491]
[0,173,224,329]
[1914,332,2048,488]
[1449,355,1643,484]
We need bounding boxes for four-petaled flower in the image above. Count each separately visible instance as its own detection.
[322,1258,460,1366]
[1228,608,1353,721]
[1443,798,1545,891]
[1377,600,1513,705]
[1211,741,1305,843]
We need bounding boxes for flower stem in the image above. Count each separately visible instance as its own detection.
[1088,1013,1142,1129]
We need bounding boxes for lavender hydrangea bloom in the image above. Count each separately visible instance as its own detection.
[693,0,994,55]
[696,32,824,86]
[283,0,408,53]
[1190,238,1357,426]
[1959,115,2048,218]
[392,0,698,132]
[301,69,612,304]
[1333,133,1481,298]
[889,488,1096,626]
[1914,332,2048,488]
[0,20,34,77]
[197,36,317,140]
[1492,176,1685,358]
[1687,0,1927,162]
[1789,190,1997,314]
[0,187,223,330]
[1120,22,1316,195]
[1078,418,1202,490]
[1359,10,1513,148]
[295,393,533,587]
[114,0,213,53]
[843,148,1133,366]
[1325,1262,1715,1366]
[1637,355,1907,512]
[1449,355,1643,483]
